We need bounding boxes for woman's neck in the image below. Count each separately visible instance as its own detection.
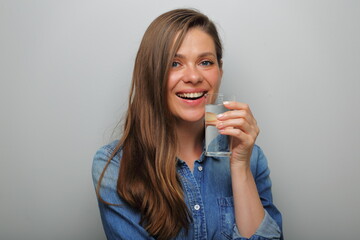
[175,119,204,170]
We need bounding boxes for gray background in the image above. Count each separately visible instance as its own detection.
[1,0,359,239]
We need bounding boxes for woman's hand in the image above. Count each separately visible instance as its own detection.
[216,101,260,166]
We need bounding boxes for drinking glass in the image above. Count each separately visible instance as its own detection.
[205,93,233,157]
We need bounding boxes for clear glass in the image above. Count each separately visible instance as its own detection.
[204,93,233,157]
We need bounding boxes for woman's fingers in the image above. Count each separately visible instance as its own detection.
[217,101,259,140]
[217,109,255,125]
[223,101,252,114]
[217,118,251,134]
[217,118,259,139]
[220,102,256,122]
[219,127,255,145]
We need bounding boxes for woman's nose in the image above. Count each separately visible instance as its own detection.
[182,66,203,84]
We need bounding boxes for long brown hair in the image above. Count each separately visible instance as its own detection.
[96,8,223,239]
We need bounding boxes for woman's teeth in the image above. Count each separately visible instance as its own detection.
[176,92,205,100]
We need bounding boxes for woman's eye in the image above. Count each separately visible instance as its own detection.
[172,61,180,67]
[200,60,214,66]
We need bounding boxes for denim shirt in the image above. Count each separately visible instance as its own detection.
[92,139,283,240]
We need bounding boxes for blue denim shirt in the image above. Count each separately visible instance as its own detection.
[92,139,283,240]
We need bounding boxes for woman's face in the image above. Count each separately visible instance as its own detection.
[167,28,222,123]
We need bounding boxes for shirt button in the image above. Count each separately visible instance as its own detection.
[198,166,203,171]
[194,204,200,211]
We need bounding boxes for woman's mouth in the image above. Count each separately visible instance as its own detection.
[176,92,206,100]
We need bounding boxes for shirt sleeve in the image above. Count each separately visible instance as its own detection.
[232,145,283,240]
[92,143,155,240]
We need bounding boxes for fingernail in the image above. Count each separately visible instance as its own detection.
[217,114,224,119]
[223,101,230,105]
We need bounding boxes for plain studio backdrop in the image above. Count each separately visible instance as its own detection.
[1,0,359,239]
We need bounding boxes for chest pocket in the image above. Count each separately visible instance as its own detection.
[217,197,235,240]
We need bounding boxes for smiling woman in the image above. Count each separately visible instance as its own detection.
[92,8,283,240]
[167,28,222,124]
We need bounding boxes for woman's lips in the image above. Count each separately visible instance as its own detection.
[176,94,205,106]
[176,91,207,100]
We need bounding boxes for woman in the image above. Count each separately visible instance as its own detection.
[92,8,283,240]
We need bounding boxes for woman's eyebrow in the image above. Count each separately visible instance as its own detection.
[174,52,216,58]
[174,53,185,59]
[199,52,216,58]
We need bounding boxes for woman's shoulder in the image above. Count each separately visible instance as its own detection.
[91,140,123,189]
[95,139,121,159]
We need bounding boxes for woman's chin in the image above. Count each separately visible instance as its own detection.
[176,115,204,124]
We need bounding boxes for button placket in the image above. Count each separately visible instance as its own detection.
[178,160,207,238]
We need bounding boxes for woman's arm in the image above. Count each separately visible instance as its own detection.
[230,160,265,238]
[96,201,155,240]
[92,143,155,240]
[216,102,282,239]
